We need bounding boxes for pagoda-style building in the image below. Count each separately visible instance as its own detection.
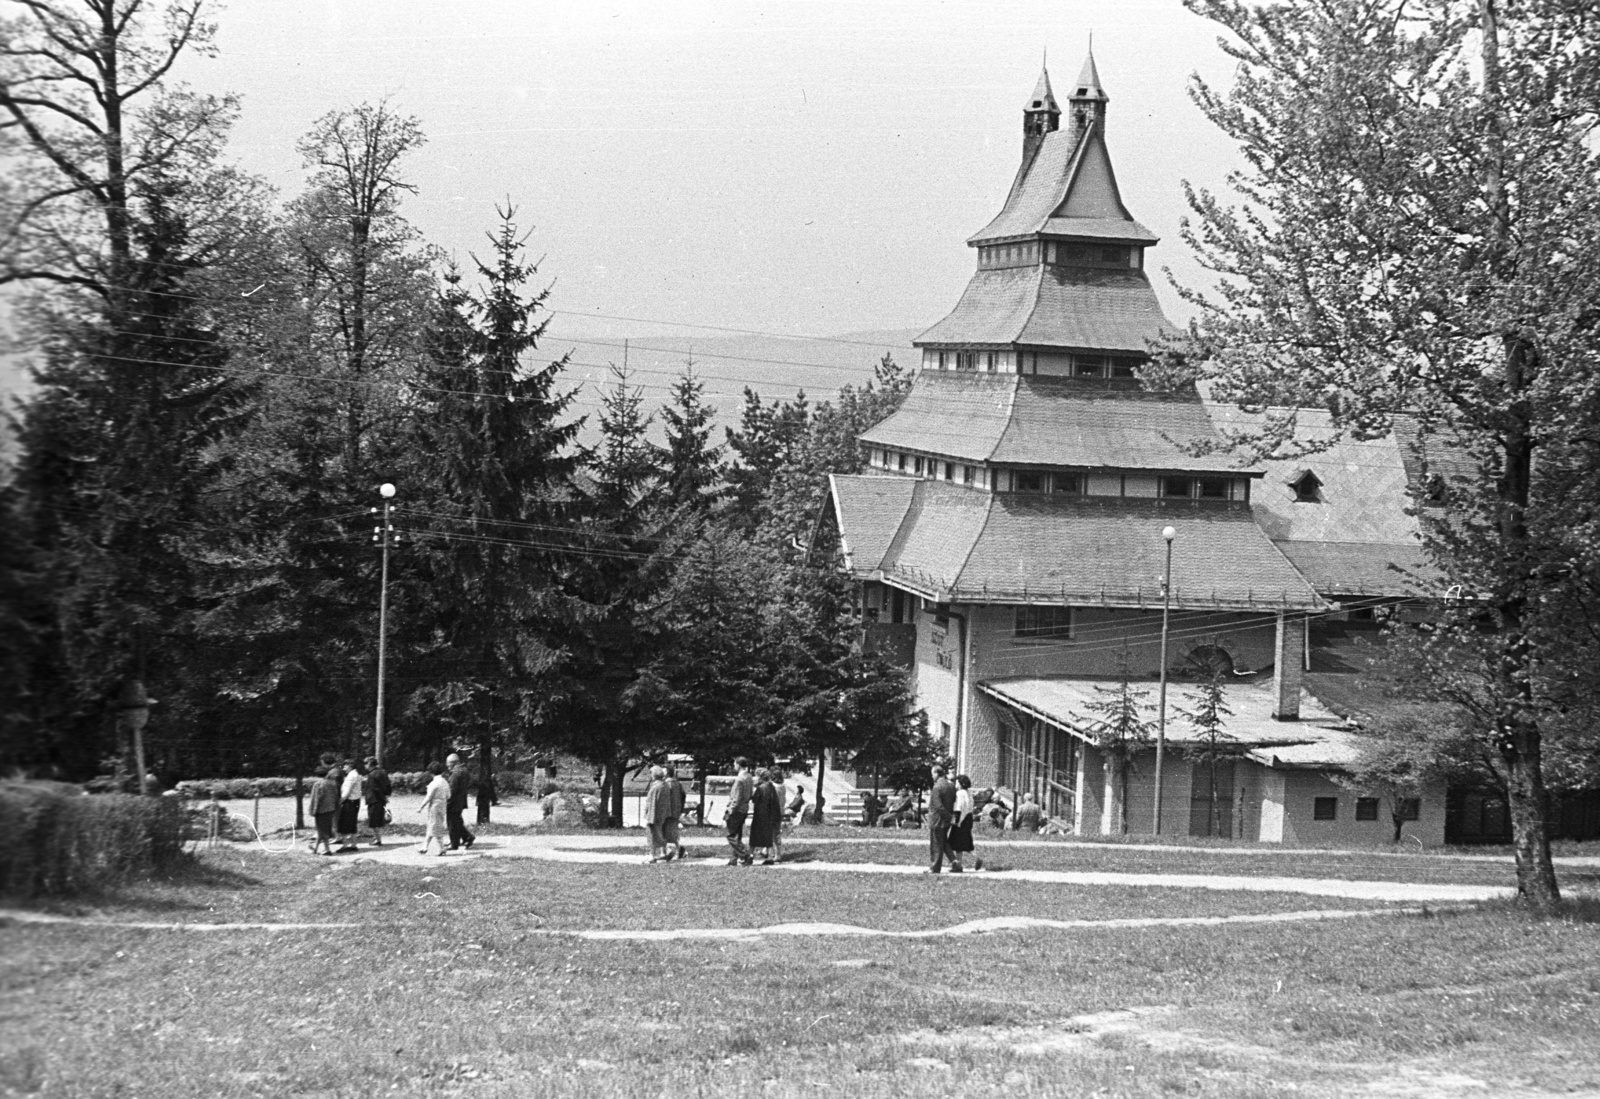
[827,55,1441,844]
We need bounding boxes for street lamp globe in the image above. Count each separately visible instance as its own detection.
[379,483,396,498]
[1162,525,1176,542]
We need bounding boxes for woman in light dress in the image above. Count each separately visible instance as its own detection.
[417,761,451,856]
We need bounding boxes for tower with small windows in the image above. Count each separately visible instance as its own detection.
[821,53,1442,845]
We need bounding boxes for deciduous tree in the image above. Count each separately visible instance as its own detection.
[1180,0,1600,905]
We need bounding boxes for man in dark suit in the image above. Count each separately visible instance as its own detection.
[926,764,961,873]
[445,752,475,850]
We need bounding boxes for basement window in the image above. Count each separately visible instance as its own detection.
[1397,797,1421,822]
[1355,798,1379,822]
[1313,797,1338,821]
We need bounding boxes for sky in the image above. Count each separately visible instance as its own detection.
[0,0,1248,416]
[185,0,1243,339]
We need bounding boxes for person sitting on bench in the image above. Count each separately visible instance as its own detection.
[784,783,807,826]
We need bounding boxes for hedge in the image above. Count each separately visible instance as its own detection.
[0,782,186,898]
[171,769,539,800]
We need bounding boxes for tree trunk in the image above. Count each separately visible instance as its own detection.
[814,750,827,825]
[1504,720,1560,906]
[476,729,492,825]
[695,762,707,826]
[294,771,305,831]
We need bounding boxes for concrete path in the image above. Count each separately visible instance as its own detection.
[280,832,1514,904]
[529,907,1420,942]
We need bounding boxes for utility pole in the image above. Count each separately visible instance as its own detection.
[1153,525,1175,835]
[373,483,398,765]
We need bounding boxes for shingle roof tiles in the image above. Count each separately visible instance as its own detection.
[915,266,1176,352]
[831,475,1322,610]
[860,372,1250,472]
[1201,400,1440,596]
[827,474,918,579]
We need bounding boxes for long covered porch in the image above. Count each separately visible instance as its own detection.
[973,676,1380,842]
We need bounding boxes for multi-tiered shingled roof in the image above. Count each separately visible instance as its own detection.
[917,53,1172,354]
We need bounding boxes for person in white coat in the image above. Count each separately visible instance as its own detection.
[417,762,451,856]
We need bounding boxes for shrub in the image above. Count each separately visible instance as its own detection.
[494,770,533,796]
[0,782,186,898]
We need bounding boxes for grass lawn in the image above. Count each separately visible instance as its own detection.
[1,840,1597,1098]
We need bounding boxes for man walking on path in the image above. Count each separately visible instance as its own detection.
[926,765,961,874]
[644,766,671,862]
[665,764,688,860]
[364,755,391,846]
[445,752,475,850]
[724,757,755,866]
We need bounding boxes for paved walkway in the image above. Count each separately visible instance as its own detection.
[246,832,1514,904]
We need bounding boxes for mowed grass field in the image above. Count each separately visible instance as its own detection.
[1,833,1598,1099]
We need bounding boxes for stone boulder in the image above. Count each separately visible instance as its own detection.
[539,790,601,828]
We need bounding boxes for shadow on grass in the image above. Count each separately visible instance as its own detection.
[1452,894,1600,924]
[0,851,265,916]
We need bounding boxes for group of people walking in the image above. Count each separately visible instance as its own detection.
[305,752,475,856]
[306,754,392,856]
[642,757,804,866]
[305,754,1001,872]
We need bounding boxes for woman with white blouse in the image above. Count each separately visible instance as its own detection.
[417,761,451,856]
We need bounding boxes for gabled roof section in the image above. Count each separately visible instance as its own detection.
[1202,399,1440,597]
[970,121,1156,246]
[827,474,918,579]
[914,264,1176,352]
[860,372,1248,473]
[830,476,1322,611]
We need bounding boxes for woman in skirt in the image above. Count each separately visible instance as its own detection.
[417,762,451,856]
[948,774,984,871]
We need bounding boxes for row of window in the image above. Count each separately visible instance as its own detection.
[924,349,1140,378]
[1313,796,1422,822]
[871,450,1245,501]
[976,241,1140,271]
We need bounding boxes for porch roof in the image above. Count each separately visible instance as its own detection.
[977,675,1364,768]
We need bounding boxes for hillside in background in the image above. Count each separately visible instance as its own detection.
[0,324,928,464]
[541,325,924,443]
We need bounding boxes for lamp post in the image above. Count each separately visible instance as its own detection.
[1152,525,1176,835]
[373,483,397,766]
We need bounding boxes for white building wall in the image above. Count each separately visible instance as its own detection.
[1277,772,1447,848]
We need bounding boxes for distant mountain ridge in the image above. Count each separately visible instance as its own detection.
[541,325,926,442]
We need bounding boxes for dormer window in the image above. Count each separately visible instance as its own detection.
[1290,470,1322,503]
